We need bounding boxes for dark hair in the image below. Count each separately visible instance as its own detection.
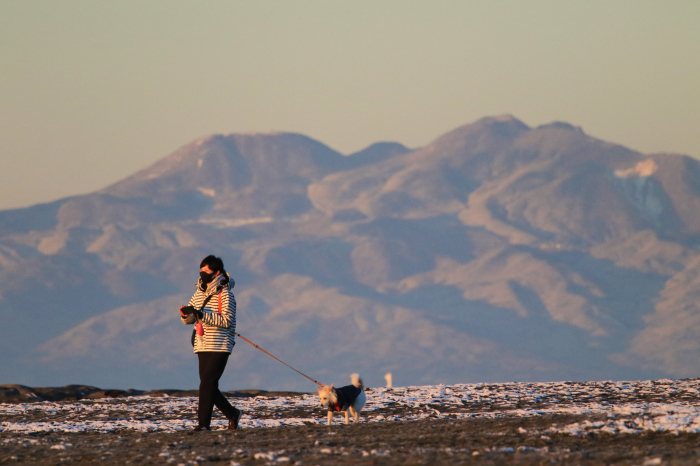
[200,255,224,273]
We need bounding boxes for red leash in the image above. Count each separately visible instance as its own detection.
[235,332,325,387]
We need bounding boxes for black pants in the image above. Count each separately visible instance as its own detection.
[197,352,237,428]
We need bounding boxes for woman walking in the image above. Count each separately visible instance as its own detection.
[180,255,242,431]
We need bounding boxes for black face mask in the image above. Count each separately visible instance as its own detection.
[200,271,216,284]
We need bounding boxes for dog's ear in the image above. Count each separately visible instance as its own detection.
[330,383,334,389]
[316,385,323,391]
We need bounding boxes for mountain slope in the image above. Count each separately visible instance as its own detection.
[3,116,700,390]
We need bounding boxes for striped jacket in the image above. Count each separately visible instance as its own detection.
[181,273,236,353]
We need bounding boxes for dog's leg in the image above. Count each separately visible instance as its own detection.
[344,410,349,425]
[355,391,366,424]
[327,410,333,426]
[349,406,357,423]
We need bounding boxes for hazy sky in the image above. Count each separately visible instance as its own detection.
[1,1,698,211]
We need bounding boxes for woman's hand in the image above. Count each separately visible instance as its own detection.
[180,305,195,317]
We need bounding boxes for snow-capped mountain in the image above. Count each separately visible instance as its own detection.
[2,115,700,390]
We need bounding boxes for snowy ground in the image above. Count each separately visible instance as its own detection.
[3,378,700,435]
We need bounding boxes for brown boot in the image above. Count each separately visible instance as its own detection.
[228,408,242,430]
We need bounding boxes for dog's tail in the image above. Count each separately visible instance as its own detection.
[351,373,363,389]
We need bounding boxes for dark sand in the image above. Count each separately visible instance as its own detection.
[2,414,699,465]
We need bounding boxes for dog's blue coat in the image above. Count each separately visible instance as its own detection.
[333,385,363,411]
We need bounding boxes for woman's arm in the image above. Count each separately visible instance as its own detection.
[180,294,198,325]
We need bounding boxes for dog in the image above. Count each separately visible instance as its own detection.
[317,373,366,425]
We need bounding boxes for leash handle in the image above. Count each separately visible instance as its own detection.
[235,332,325,387]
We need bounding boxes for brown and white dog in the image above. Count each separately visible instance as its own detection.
[317,373,366,425]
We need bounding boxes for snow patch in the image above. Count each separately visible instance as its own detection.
[614,159,658,178]
[612,159,666,222]
[3,379,700,435]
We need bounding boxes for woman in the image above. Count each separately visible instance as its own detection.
[180,255,242,431]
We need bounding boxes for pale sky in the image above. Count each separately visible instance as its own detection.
[1,1,698,211]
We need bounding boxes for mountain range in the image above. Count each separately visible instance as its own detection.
[2,115,700,391]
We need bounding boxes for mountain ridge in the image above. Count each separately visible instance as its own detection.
[3,116,700,391]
